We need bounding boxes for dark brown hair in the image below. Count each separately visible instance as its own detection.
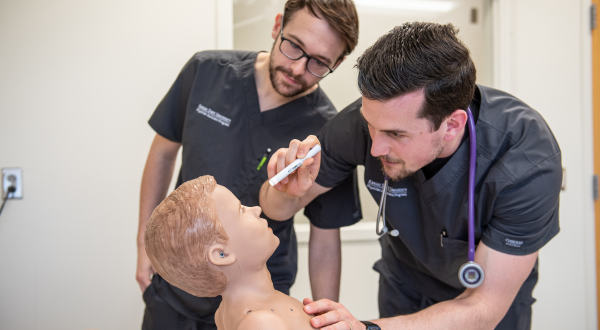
[283,0,359,57]
[144,175,229,297]
[356,22,476,130]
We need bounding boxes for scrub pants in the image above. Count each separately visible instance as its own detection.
[377,267,538,330]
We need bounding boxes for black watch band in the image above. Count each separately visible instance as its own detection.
[360,320,381,330]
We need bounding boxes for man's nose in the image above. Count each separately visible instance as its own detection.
[290,57,308,76]
[371,133,390,158]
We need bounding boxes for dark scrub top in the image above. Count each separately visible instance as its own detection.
[143,51,362,330]
[315,85,561,329]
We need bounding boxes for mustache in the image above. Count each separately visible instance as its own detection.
[379,155,404,164]
[274,66,305,85]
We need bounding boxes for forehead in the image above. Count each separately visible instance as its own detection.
[212,185,239,221]
[361,90,428,131]
[284,7,345,62]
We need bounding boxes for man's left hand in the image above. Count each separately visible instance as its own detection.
[303,298,365,330]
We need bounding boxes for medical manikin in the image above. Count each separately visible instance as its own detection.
[145,176,315,330]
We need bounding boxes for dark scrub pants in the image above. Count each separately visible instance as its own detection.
[315,85,562,329]
[142,50,361,330]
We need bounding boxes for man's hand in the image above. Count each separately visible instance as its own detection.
[267,135,321,198]
[136,248,155,292]
[303,298,365,330]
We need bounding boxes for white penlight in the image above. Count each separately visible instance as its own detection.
[354,0,455,13]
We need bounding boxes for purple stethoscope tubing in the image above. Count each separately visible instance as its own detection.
[466,107,476,262]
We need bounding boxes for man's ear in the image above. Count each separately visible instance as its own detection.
[208,244,236,266]
[443,109,468,141]
[271,13,283,40]
[332,56,347,70]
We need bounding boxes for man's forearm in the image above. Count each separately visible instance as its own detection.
[138,135,180,246]
[308,224,341,301]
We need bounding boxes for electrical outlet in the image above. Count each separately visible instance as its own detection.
[2,168,22,199]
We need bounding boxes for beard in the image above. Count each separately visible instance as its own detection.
[380,136,445,181]
[379,155,413,181]
[269,43,310,97]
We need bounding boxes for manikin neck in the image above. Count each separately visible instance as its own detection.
[220,259,276,308]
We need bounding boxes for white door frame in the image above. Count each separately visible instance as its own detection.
[490,0,596,328]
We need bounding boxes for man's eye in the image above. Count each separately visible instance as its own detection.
[289,42,301,50]
[313,59,327,68]
[390,133,404,139]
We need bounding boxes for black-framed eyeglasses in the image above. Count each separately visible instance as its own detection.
[279,28,335,78]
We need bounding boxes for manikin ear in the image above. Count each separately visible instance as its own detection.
[207,244,236,266]
[271,13,283,40]
[443,109,468,142]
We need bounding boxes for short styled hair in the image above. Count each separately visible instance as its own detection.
[283,0,359,57]
[144,175,229,297]
[356,22,477,130]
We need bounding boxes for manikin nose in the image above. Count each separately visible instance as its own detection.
[250,205,262,217]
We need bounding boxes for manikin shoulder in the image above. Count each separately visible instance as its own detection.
[237,310,291,330]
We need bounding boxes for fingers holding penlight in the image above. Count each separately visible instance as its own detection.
[266,136,322,196]
[297,135,320,158]
[276,149,289,185]
[286,139,301,167]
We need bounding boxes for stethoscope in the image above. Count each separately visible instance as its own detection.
[375,107,485,289]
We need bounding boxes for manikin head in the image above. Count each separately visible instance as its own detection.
[145,176,279,297]
[356,22,477,180]
[268,0,359,97]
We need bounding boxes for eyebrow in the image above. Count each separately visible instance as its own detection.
[359,108,409,135]
[287,32,333,66]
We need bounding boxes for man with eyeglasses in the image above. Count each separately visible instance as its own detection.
[136,1,360,329]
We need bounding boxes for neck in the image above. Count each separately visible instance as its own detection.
[220,259,276,309]
[254,52,317,112]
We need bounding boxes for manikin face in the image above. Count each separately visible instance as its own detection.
[212,185,279,265]
[268,7,346,97]
[362,90,447,181]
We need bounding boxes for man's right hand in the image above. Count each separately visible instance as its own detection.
[136,249,155,292]
[267,135,321,199]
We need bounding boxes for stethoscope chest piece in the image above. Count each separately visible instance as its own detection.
[458,261,485,289]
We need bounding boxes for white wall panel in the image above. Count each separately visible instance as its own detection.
[0,0,226,328]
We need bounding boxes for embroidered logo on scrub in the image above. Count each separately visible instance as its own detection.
[366,180,407,197]
[196,103,232,127]
[505,238,524,248]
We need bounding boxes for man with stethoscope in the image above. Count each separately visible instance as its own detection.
[259,22,561,330]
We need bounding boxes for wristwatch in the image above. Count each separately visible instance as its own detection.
[360,320,381,330]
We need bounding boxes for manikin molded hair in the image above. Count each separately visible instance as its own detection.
[144,175,229,297]
[356,22,476,131]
